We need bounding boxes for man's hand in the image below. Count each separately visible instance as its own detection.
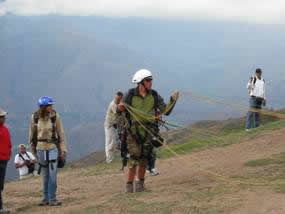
[171,91,179,101]
[60,151,66,160]
[15,163,26,168]
[117,103,126,112]
[155,114,162,120]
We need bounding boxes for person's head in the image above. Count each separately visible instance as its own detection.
[37,96,55,117]
[0,108,8,126]
[256,68,262,79]
[114,91,123,104]
[18,144,27,154]
[132,69,153,90]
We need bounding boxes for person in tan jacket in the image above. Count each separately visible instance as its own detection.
[29,96,67,206]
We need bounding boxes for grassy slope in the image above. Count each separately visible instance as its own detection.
[4,111,285,214]
[158,114,285,159]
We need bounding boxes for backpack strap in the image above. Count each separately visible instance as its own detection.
[31,110,58,146]
[50,112,58,143]
[124,88,136,126]
[124,88,160,110]
[149,89,159,111]
[18,153,26,161]
[31,111,40,147]
[253,77,265,85]
[253,76,257,85]
[124,88,136,106]
[25,152,31,160]
[19,153,32,162]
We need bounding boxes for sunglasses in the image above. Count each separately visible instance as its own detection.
[145,78,153,82]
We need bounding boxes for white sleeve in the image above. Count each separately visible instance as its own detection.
[27,152,36,160]
[110,102,117,114]
[14,155,20,164]
[246,79,252,89]
[246,82,250,89]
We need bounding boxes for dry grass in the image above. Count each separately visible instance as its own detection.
[4,124,285,214]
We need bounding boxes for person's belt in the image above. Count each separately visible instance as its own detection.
[37,139,55,143]
[251,95,264,99]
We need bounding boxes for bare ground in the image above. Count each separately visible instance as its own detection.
[4,128,285,214]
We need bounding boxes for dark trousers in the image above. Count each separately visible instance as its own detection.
[147,152,157,171]
[245,96,262,129]
[0,160,8,209]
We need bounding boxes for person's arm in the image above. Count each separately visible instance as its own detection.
[28,152,37,163]
[15,155,26,169]
[263,79,266,105]
[247,77,253,89]
[15,162,26,169]
[28,114,37,156]
[118,90,131,112]
[55,113,67,159]
[7,128,12,160]
[110,101,117,114]
[156,91,179,116]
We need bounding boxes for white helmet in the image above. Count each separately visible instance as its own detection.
[132,69,153,84]
[0,108,8,117]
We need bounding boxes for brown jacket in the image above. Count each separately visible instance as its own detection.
[29,110,67,155]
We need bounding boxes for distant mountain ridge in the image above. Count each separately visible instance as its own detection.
[1,15,285,179]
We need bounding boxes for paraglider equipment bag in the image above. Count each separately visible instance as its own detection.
[255,97,264,106]
[57,157,65,168]
[151,135,164,148]
[25,160,35,174]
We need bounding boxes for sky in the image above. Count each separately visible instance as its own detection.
[0,0,284,24]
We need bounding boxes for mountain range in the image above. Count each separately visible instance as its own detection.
[1,15,285,179]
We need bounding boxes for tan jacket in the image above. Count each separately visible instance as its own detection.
[29,110,67,155]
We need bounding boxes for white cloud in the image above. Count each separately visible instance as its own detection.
[0,0,285,23]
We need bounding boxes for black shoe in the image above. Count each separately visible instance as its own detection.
[49,200,62,206]
[38,200,49,206]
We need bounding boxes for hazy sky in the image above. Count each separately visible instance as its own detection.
[0,0,284,24]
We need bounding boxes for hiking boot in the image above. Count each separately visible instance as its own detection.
[38,200,49,206]
[135,180,144,192]
[125,182,134,193]
[0,208,10,214]
[49,200,62,206]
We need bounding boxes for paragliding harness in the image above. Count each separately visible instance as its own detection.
[18,153,35,174]
[31,111,65,175]
[120,88,168,170]
[119,125,128,170]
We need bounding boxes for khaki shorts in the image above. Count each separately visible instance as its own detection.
[126,134,153,168]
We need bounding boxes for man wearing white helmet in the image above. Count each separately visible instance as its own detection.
[118,69,179,193]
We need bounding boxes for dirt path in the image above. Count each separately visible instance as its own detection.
[4,128,285,214]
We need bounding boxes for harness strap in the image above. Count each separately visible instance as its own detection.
[37,150,56,175]
[18,153,30,162]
